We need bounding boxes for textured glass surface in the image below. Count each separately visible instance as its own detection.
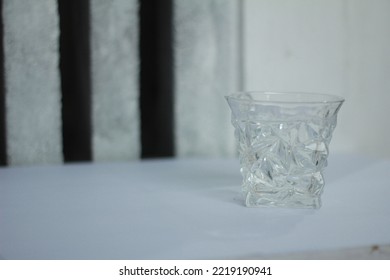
[226,92,344,209]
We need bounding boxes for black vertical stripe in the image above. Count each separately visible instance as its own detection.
[0,0,7,166]
[58,0,92,162]
[140,0,174,158]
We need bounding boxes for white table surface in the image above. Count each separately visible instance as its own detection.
[1,154,390,260]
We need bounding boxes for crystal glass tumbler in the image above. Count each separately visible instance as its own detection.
[226,92,344,209]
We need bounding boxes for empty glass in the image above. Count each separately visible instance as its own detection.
[226,92,344,209]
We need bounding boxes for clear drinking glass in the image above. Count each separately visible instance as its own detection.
[226,92,344,209]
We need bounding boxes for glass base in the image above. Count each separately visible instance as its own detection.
[244,190,322,209]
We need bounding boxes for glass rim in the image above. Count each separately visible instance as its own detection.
[225,91,345,104]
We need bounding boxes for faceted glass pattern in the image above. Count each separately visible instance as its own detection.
[226,92,344,209]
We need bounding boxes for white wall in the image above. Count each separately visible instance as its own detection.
[3,0,389,164]
[243,0,390,158]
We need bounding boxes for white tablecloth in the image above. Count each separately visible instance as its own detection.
[1,154,389,259]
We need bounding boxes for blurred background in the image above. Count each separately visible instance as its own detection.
[0,0,389,166]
